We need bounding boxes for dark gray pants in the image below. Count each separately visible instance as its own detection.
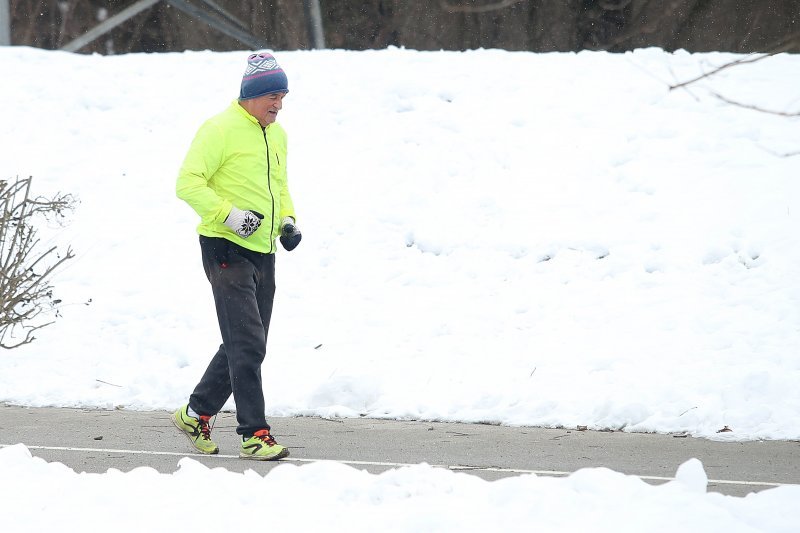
[189,236,276,436]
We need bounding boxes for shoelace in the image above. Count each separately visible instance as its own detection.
[198,415,214,441]
[253,429,277,446]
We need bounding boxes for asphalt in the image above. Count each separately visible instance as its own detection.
[1,404,798,497]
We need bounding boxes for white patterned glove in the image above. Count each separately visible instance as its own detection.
[224,206,264,238]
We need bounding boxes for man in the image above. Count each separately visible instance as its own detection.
[172,52,302,460]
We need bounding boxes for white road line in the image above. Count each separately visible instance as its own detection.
[0,443,792,488]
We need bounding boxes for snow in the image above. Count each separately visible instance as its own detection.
[1,445,799,533]
[0,46,798,529]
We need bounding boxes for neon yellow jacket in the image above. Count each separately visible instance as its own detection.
[176,100,295,254]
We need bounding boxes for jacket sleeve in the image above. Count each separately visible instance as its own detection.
[277,134,296,222]
[278,169,295,222]
[176,120,232,224]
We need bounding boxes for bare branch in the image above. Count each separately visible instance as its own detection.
[709,91,800,117]
[669,30,800,91]
[597,0,632,11]
[669,53,776,91]
[663,30,799,157]
[0,320,53,349]
[758,145,800,158]
[439,0,526,14]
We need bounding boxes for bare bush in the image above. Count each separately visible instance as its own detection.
[0,176,77,349]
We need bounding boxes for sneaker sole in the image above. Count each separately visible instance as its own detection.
[239,448,290,461]
[171,413,219,455]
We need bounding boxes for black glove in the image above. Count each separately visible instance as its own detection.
[279,216,302,251]
[224,206,264,238]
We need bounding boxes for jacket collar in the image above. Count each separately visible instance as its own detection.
[231,99,264,128]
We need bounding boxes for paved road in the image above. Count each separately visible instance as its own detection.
[1,404,798,497]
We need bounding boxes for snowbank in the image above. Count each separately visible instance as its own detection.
[1,444,798,532]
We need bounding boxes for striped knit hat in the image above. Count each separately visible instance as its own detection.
[240,52,288,100]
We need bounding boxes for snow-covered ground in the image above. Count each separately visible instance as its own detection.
[0,445,798,533]
[0,46,798,530]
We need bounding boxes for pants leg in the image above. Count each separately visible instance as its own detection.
[189,236,276,436]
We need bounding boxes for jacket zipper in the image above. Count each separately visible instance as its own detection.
[262,127,276,253]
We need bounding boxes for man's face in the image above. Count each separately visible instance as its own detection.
[251,92,286,126]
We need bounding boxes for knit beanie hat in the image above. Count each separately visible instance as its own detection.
[240,52,288,100]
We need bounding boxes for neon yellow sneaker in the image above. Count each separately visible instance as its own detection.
[240,428,289,460]
[172,404,219,454]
